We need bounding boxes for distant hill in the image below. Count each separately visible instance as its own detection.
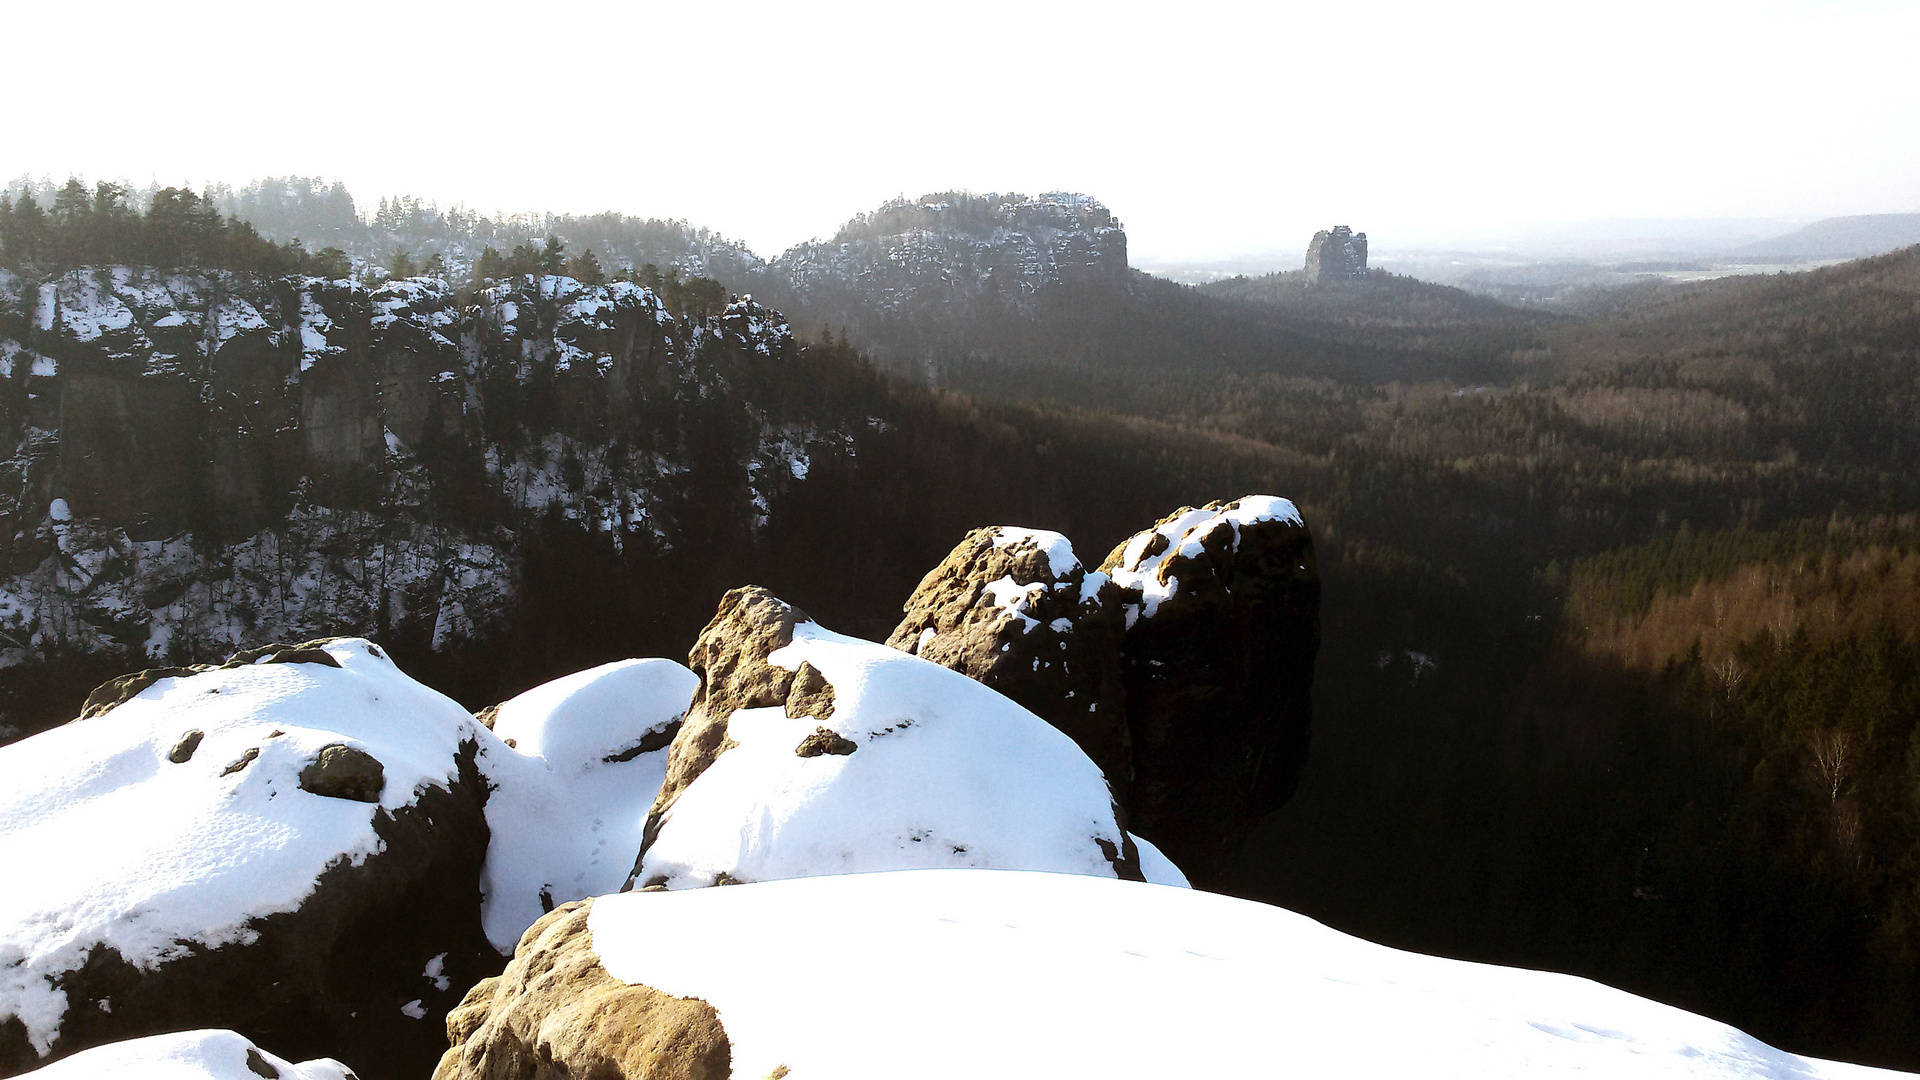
[1733,214,1920,260]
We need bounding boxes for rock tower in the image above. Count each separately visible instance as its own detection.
[1305,225,1368,283]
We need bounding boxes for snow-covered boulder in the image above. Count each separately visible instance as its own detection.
[1099,495,1320,879]
[476,659,698,951]
[632,586,1156,890]
[887,526,1133,794]
[21,1029,358,1080]
[438,869,1904,1080]
[0,639,497,1078]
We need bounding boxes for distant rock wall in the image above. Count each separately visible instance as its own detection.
[0,267,838,694]
[1305,225,1369,284]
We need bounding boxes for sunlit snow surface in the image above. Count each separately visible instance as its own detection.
[477,659,697,951]
[0,641,480,1055]
[635,622,1138,889]
[23,1029,355,1080]
[591,869,1897,1080]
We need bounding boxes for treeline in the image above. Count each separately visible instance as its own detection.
[0,181,325,276]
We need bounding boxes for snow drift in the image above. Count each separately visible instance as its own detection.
[571,869,1895,1080]
[476,658,698,951]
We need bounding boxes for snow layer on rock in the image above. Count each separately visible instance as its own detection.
[990,527,1080,577]
[0,640,480,1054]
[1108,495,1303,623]
[477,660,698,951]
[1131,834,1189,888]
[23,1029,357,1080]
[637,622,1136,889]
[590,869,1898,1080]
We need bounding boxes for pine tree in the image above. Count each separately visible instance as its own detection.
[474,246,507,284]
[564,247,604,285]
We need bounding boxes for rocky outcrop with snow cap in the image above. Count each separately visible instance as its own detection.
[439,868,1903,1080]
[889,497,1320,883]
[629,586,1156,890]
[23,1029,359,1080]
[0,638,497,1079]
[1101,496,1320,878]
[887,526,1132,794]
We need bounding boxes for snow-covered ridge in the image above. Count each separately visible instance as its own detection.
[587,868,1898,1080]
[774,191,1129,315]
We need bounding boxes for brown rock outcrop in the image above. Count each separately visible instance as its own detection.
[629,587,822,880]
[433,900,729,1080]
[1102,497,1320,881]
[893,498,1320,885]
[887,527,1132,795]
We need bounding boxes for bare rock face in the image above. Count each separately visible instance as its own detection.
[1305,225,1369,284]
[887,527,1133,795]
[1101,497,1320,881]
[433,900,729,1080]
[893,498,1320,885]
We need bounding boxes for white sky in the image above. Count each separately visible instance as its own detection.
[6,0,1917,260]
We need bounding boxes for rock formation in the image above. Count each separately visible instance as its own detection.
[1305,225,1369,284]
[433,900,729,1080]
[628,586,1158,890]
[892,497,1320,882]
[887,527,1132,793]
[0,638,499,1080]
[0,266,831,720]
[1102,497,1320,879]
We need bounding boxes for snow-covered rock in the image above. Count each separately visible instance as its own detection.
[632,587,1152,889]
[1099,495,1321,879]
[888,525,1133,794]
[0,265,838,705]
[439,869,1902,1080]
[476,659,698,951]
[22,1029,358,1080]
[890,498,1321,885]
[0,638,497,1077]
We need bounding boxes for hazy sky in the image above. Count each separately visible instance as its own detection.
[8,0,1917,259]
